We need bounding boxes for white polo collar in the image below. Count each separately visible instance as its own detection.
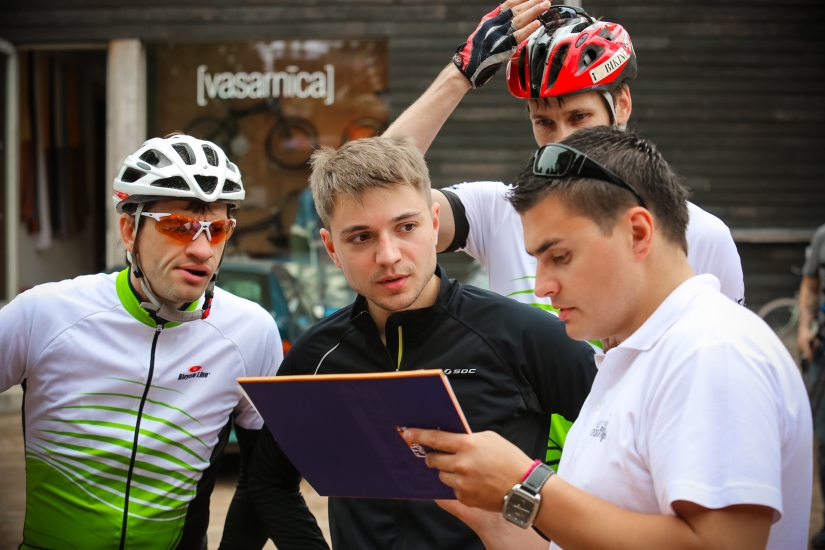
[616,274,721,353]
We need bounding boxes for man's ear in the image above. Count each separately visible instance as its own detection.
[120,214,136,253]
[320,228,341,268]
[431,201,440,236]
[616,86,632,127]
[626,207,654,262]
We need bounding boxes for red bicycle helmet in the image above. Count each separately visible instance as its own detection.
[506,6,637,100]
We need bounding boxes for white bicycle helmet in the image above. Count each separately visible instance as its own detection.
[114,134,244,323]
[113,134,245,213]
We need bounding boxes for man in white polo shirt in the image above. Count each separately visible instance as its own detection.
[404,126,811,550]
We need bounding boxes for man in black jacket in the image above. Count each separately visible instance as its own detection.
[226,135,596,550]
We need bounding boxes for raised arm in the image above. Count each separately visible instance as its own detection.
[799,226,825,361]
[799,276,820,361]
[384,0,548,154]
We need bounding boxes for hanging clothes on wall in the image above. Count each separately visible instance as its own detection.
[66,62,86,234]
[18,52,38,233]
[33,52,53,250]
[20,51,93,246]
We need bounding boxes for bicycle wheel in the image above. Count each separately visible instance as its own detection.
[265,117,319,170]
[757,297,799,341]
[184,116,232,154]
[341,117,388,145]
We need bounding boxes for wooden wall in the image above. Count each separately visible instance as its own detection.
[2,0,824,307]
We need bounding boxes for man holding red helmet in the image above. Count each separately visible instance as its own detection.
[385,2,744,313]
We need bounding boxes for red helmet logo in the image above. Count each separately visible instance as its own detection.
[188,365,202,373]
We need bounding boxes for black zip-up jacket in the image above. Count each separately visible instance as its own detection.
[243,266,597,550]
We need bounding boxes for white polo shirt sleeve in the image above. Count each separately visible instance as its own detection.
[685,202,745,305]
[446,181,513,269]
[647,340,790,518]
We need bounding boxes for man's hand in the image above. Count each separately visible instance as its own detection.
[402,429,534,510]
[453,0,549,88]
[798,326,817,362]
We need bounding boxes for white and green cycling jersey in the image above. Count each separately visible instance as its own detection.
[0,269,282,549]
[443,180,746,467]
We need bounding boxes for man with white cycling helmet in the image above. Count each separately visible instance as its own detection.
[0,133,282,549]
[385,1,745,310]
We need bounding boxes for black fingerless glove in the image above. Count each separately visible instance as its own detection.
[452,6,519,88]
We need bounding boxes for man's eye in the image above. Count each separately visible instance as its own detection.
[350,234,369,243]
[571,113,587,122]
[554,253,570,264]
[400,223,416,233]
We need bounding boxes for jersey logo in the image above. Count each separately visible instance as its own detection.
[589,48,629,84]
[178,365,211,380]
[442,368,476,375]
[590,420,608,442]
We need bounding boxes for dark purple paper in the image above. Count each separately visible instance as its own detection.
[240,372,469,499]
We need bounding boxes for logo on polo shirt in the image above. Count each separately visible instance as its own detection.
[590,420,608,442]
[178,366,211,380]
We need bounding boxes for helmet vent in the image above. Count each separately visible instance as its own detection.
[545,44,569,93]
[139,149,172,168]
[530,42,549,96]
[202,145,218,167]
[227,161,238,173]
[222,180,242,193]
[516,47,528,94]
[571,22,589,34]
[579,45,605,72]
[172,143,195,165]
[597,27,616,41]
[121,167,146,183]
[194,175,218,194]
[151,176,189,191]
[575,33,589,48]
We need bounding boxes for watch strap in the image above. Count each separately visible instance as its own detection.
[521,463,554,496]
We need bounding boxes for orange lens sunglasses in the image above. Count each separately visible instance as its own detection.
[141,213,236,245]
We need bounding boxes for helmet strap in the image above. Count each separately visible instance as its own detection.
[129,202,218,323]
[600,91,627,131]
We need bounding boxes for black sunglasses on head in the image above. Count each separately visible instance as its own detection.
[537,6,595,31]
[532,144,647,208]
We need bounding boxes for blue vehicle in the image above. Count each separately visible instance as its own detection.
[217,259,319,353]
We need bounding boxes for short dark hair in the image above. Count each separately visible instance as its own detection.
[527,82,630,116]
[508,126,690,253]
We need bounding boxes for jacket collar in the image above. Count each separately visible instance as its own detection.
[116,268,198,329]
[349,264,457,342]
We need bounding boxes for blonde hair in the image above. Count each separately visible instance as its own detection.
[309,135,431,227]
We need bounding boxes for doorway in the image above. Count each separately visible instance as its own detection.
[16,48,107,291]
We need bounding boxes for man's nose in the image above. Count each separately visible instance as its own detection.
[534,269,560,299]
[185,230,215,260]
[375,233,402,265]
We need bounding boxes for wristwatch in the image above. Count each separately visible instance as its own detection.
[502,462,555,528]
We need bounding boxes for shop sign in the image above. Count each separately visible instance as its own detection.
[197,64,335,106]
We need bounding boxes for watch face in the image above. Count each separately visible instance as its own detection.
[505,492,536,526]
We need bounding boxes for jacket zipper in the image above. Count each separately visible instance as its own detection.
[119,323,163,550]
[396,326,403,371]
